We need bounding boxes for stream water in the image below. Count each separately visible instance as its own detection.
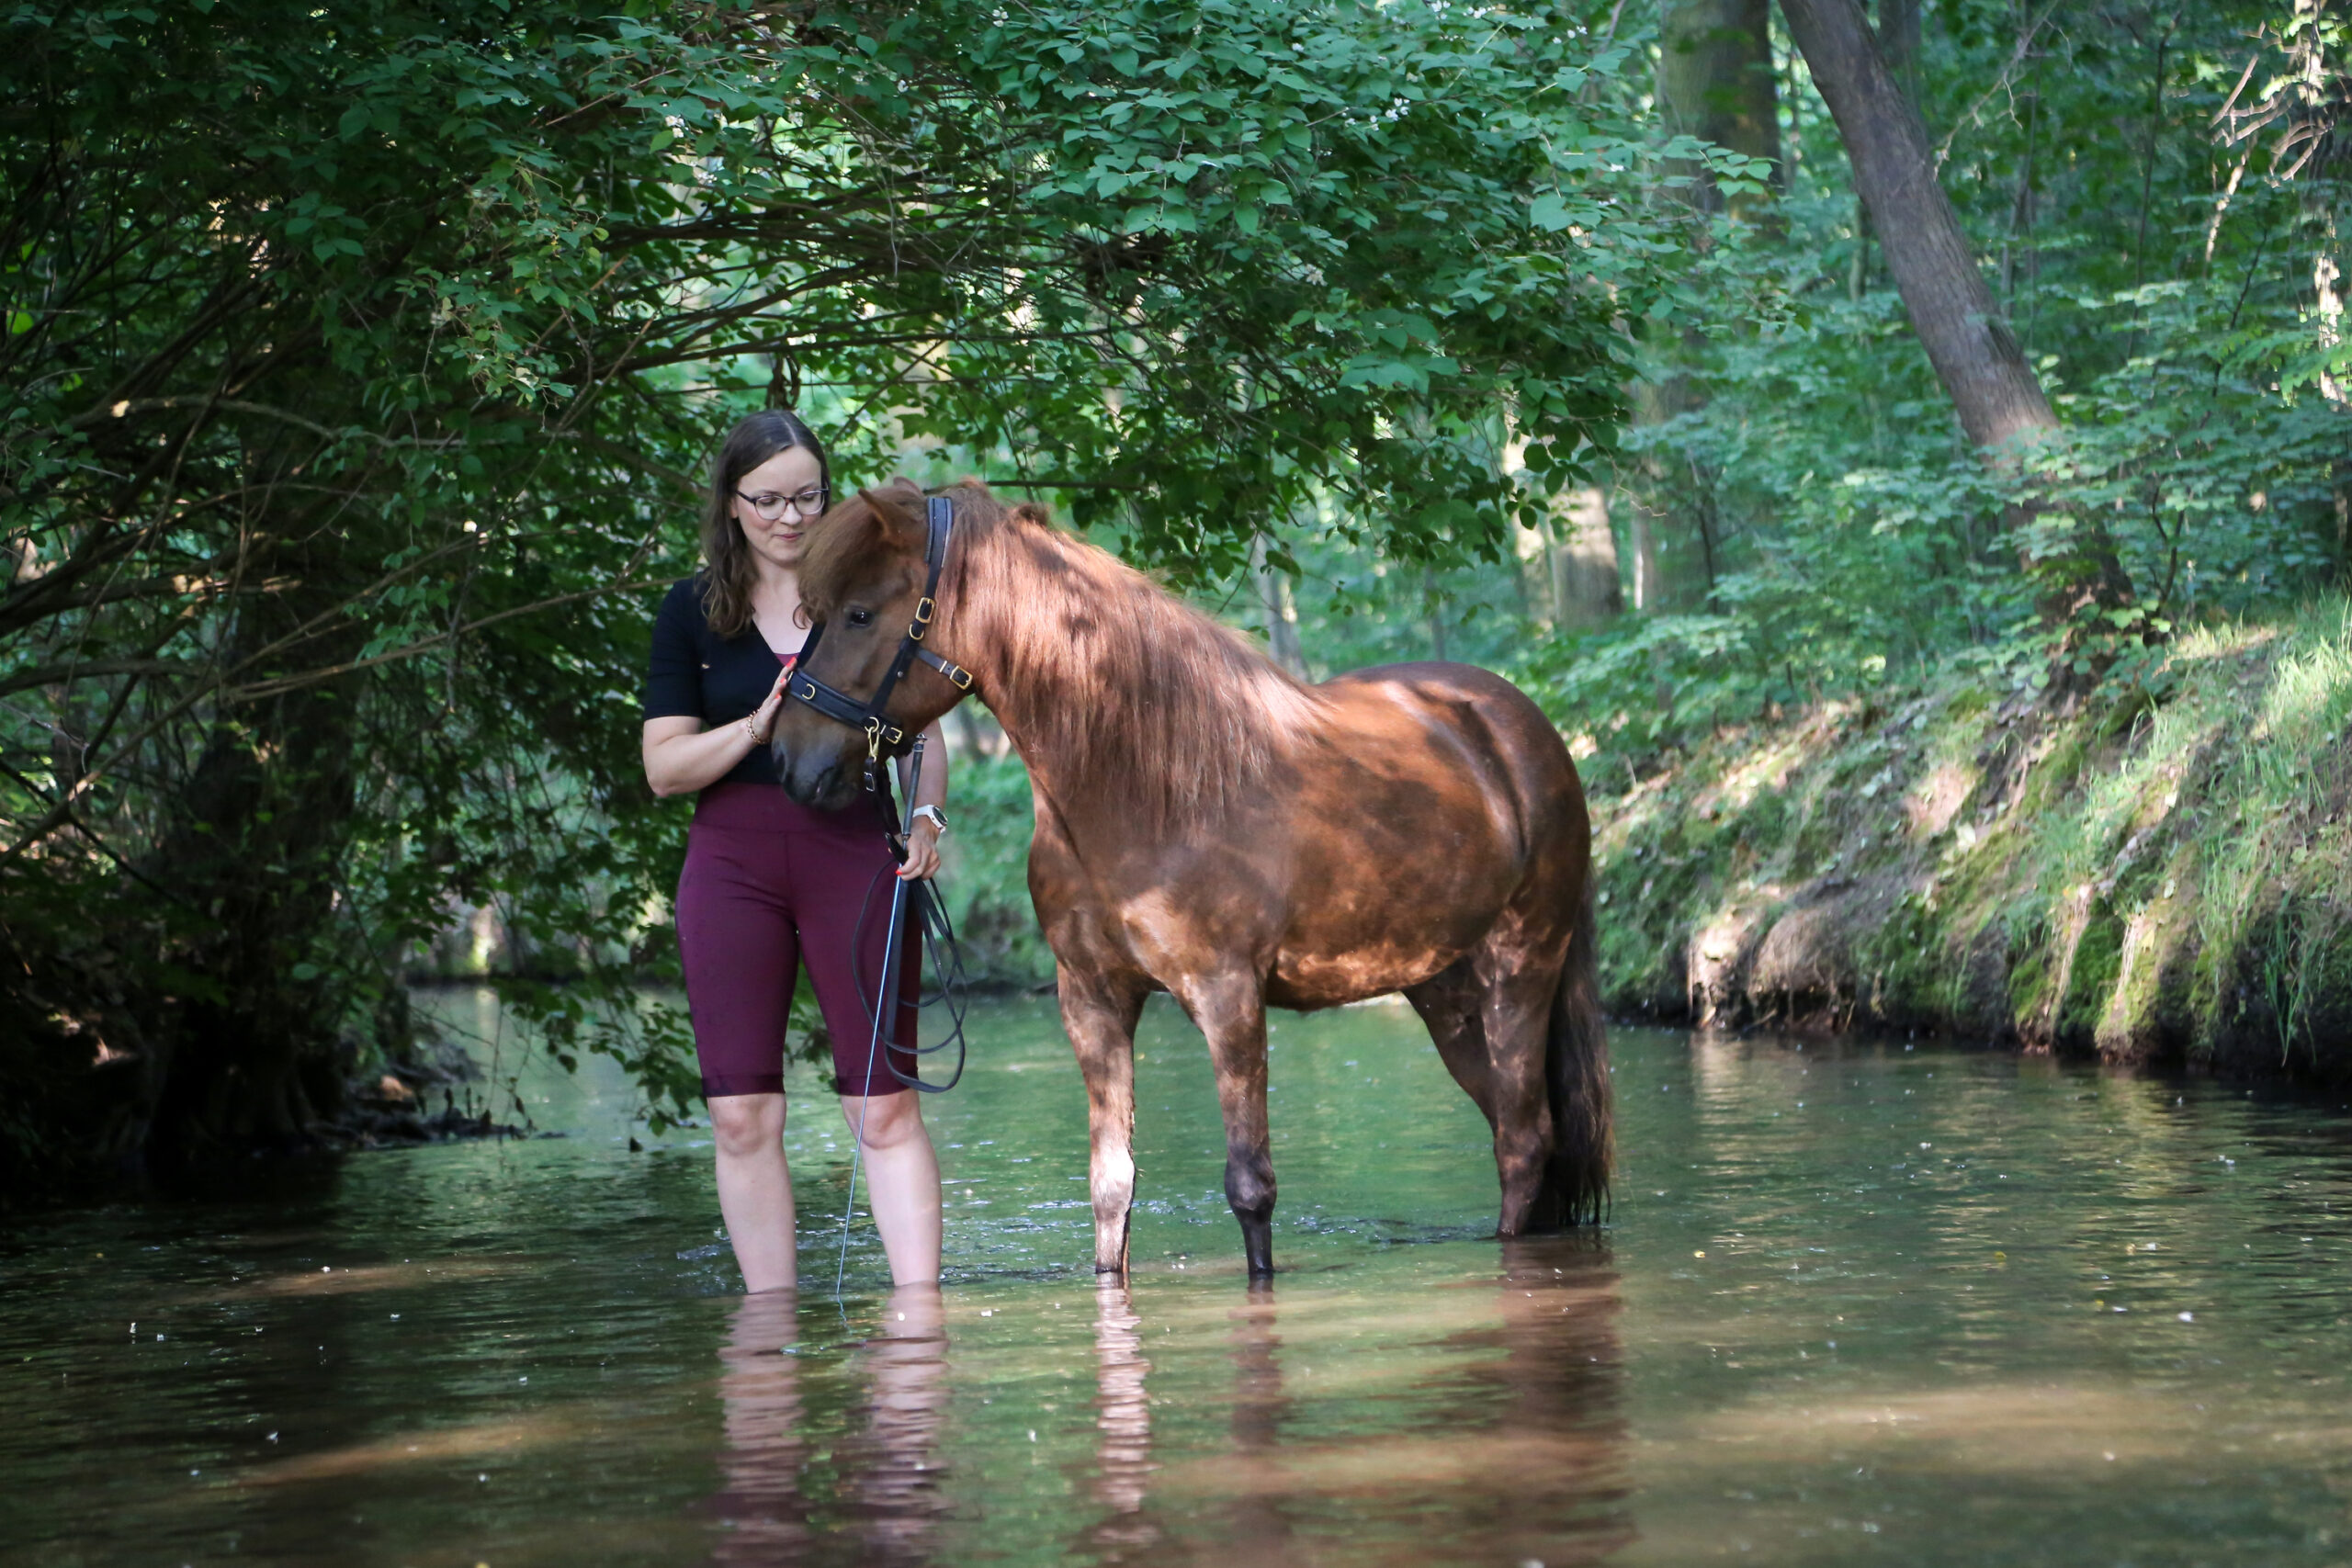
[8,995,2352,1565]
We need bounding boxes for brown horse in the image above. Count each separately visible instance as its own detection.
[775,479,1610,1278]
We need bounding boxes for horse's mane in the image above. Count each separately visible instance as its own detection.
[802,479,1321,833]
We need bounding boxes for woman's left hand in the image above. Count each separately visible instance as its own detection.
[898,820,943,881]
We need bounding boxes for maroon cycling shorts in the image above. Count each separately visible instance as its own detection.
[677,783,921,1099]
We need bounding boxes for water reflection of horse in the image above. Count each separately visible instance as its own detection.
[1075,1244,1629,1565]
[776,480,1612,1279]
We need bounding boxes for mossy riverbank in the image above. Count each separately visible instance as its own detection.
[1587,600,2352,1079]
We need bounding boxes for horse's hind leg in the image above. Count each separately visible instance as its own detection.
[1410,949,1563,1235]
[1174,971,1278,1278]
[1485,958,1569,1235]
[1060,969,1149,1276]
[1408,959,1498,1122]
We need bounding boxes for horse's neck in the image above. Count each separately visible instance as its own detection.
[960,522,1320,852]
[959,530,1120,791]
[955,523,1232,833]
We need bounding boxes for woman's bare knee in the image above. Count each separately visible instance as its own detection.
[841,1091,924,1151]
[709,1093,786,1158]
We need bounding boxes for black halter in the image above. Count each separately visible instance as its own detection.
[786,493,975,790]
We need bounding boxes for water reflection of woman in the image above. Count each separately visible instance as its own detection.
[642,411,947,1291]
[711,1290,812,1563]
[711,1287,950,1567]
[850,1284,952,1561]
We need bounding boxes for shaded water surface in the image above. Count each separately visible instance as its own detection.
[9,996,2352,1564]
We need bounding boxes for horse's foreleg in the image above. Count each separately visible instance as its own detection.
[1060,971,1148,1276]
[1182,975,1277,1278]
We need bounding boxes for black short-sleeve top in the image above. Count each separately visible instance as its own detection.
[642,577,801,789]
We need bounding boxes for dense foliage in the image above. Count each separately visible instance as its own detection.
[1523,0,2349,768]
[1179,1,2347,766]
[4,0,2343,1189]
[0,0,1698,1185]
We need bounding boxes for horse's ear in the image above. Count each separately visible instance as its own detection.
[1010,502,1054,528]
[856,479,930,547]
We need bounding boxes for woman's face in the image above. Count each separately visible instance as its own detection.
[730,446,826,573]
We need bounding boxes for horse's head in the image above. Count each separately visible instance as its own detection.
[773,478,978,809]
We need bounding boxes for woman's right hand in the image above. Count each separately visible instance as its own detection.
[644,662,797,797]
[741,666,791,746]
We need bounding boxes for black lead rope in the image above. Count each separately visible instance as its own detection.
[832,737,971,1299]
[849,733,971,1095]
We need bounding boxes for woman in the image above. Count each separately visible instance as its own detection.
[643,410,949,1292]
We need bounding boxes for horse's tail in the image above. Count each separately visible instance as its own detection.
[1544,876,1612,1226]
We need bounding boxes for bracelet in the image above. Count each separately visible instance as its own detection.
[741,713,763,744]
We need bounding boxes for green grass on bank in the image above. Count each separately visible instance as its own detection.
[1585,599,2352,1077]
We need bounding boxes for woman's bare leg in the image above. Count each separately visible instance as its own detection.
[711,1092,796,1292]
[842,1092,941,1286]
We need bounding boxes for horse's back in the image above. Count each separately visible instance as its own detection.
[1314,660,1582,804]
[1311,658,1591,916]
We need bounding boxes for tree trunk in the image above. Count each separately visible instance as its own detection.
[1660,0,1784,216]
[1248,535,1307,678]
[135,677,364,1171]
[1551,489,1625,629]
[1629,505,1662,612]
[1873,0,1920,104]
[1780,0,2048,451]
[1780,0,2132,613]
[1631,0,1785,616]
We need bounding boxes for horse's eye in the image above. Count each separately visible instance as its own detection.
[846,607,873,627]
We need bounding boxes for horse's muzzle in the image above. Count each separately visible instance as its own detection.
[775,737,863,812]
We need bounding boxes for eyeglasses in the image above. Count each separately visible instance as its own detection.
[736,486,828,523]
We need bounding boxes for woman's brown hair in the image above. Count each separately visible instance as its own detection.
[698,409,831,638]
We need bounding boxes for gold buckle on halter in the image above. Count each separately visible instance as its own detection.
[910,596,934,640]
[945,663,973,691]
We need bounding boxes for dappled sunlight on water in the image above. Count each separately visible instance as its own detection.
[242,1413,587,1488]
[9,997,2352,1562]
[209,1258,526,1302]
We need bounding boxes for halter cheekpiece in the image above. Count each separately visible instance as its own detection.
[786,493,974,790]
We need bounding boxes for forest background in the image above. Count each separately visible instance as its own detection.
[1,0,2344,1197]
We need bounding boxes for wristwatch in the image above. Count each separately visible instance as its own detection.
[909,804,949,836]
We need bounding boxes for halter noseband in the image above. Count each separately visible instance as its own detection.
[786,493,975,788]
